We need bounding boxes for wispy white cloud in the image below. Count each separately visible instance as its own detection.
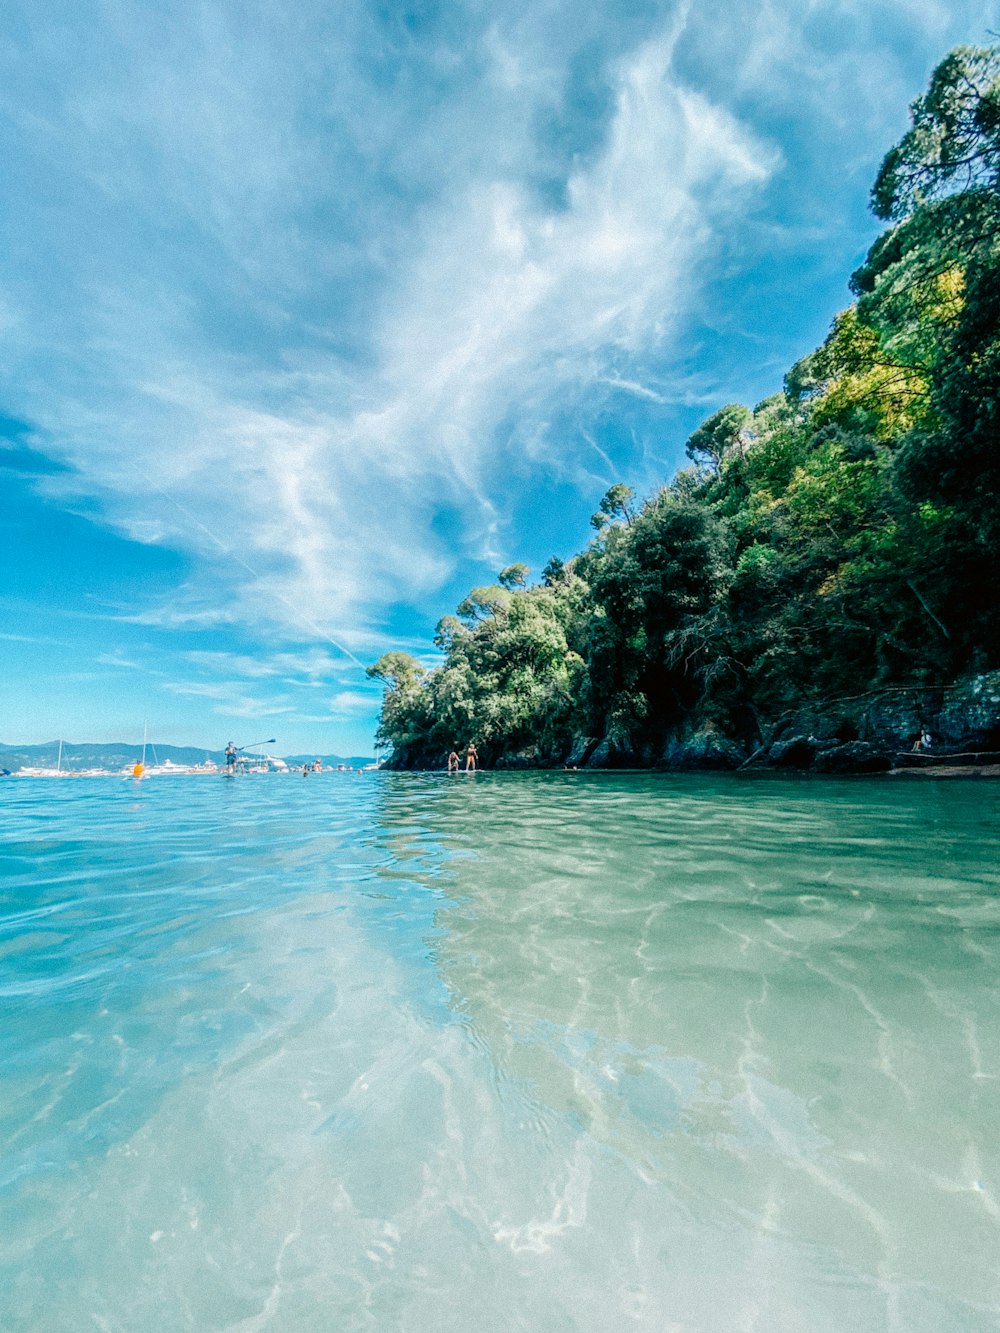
[94,651,145,671]
[164,678,301,719]
[0,631,72,646]
[1,0,996,687]
[328,690,376,716]
[0,2,778,653]
[183,647,346,679]
[600,377,670,404]
[160,644,382,733]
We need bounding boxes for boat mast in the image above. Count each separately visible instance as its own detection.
[56,738,63,775]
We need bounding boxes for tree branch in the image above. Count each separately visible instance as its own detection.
[906,579,951,638]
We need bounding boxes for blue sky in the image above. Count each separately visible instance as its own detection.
[2,0,998,756]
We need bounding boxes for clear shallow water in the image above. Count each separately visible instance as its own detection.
[1,772,998,1332]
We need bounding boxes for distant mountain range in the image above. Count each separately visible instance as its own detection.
[0,741,374,773]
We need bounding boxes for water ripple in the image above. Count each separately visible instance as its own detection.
[1,772,998,1331]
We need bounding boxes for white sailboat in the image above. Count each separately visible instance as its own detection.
[130,724,224,777]
[20,737,72,777]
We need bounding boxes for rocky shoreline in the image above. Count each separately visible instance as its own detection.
[384,670,1000,776]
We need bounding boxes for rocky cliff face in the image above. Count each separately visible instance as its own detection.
[384,671,1000,774]
[546,671,996,774]
[749,670,1000,772]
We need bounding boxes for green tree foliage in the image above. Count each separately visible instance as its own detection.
[577,492,731,734]
[366,652,432,755]
[871,46,1000,220]
[455,585,512,625]
[590,483,635,531]
[685,404,753,468]
[859,45,1000,651]
[370,46,1000,766]
[497,563,529,589]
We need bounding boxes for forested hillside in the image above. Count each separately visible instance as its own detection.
[370,47,1000,770]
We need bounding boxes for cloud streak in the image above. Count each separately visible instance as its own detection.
[1,0,997,682]
[0,2,775,650]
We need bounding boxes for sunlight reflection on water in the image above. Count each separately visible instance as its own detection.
[1,771,998,1331]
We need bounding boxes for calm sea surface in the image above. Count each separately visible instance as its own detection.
[1,771,998,1332]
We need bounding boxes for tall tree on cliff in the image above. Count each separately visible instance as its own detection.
[854,45,1000,663]
[369,45,1000,767]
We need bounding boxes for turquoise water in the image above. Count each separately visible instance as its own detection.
[1,771,998,1332]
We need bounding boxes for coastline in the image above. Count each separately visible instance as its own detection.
[380,669,1000,779]
[891,763,1000,779]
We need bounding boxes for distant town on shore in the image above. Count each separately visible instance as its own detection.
[0,741,376,777]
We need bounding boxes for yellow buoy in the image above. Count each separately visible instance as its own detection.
[133,763,144,777]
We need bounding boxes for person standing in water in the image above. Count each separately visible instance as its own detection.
[447,749,460,772]
[225,741,237,772]
[465,742,478,772]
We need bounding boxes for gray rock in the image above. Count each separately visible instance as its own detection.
[863,694,928,749]
[584,735,642,768]
[566,735,600,767]
[585,738,614,768]
[661,730,746,771]
[767,736,818,768]
[813,741,891,774]
[494,748,539,770]
[937,671,1000,748]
